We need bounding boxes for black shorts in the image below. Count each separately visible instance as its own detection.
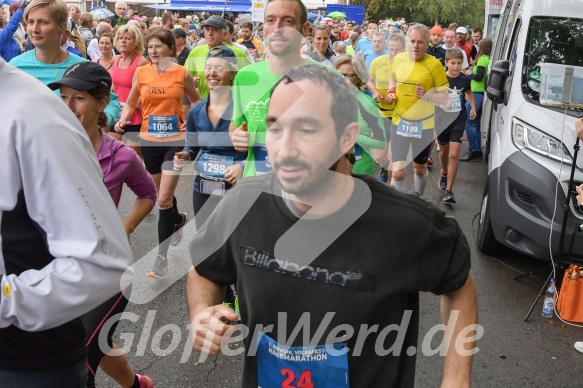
[140,139,184,175]
[437,119,465,145]
[390,122,434,165]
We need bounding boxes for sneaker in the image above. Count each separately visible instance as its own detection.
[377,167,389,183]
[136,374,154,388]
[148,254,168,279]
[438,174,447,191]
[575,342,583,354]
[444,190,456,204]
[427,154,433,166]
[171,212,188,246]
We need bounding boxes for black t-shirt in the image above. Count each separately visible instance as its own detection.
[193,173,471,388]
[176,46,191,66]
[240,39,256,52]
[426,46,447,67]
[437,73,472,131]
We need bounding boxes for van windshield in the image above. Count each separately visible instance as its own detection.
[523,17,583,110]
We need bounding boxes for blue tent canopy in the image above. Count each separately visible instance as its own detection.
[149,1,251,12]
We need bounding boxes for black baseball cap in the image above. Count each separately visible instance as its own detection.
[200,15,227,30]
[173,28,187,38]
[48,61,112,91]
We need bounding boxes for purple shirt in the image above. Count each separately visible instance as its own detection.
[96,132,156,208]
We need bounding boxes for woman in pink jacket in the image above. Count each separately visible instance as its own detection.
[49,61,156,388]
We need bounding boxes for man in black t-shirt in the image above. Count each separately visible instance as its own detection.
[186,65,478,387]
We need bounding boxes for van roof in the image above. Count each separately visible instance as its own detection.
[524,0,583,19]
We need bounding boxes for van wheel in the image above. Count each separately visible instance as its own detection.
[476,182,501,255]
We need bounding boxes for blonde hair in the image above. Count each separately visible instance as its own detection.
[24,0,68,28]
[114,24,144,54]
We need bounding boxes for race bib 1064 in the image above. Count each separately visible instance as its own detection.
[257,332,350,388]
[148,115,178,138]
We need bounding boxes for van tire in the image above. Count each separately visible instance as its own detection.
[476,181,501,255]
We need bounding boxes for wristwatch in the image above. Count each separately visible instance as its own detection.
[426,93,433,102]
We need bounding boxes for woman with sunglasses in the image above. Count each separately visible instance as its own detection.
[334,54,386,175]
[115,28,201,279]
[48,61,156,388]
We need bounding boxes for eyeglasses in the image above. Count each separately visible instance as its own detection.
[341,73,357,79]
[116,7,127,10]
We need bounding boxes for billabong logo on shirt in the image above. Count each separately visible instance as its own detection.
[240,246,373,290]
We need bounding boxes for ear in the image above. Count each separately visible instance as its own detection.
[97,97,109,113]
[301,21,310,37]
[338,122,360,156]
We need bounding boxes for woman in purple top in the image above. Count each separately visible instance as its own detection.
[48,62,155,388]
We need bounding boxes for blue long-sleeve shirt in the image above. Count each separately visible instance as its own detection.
[0,8,23,62]
[184,94,246,193]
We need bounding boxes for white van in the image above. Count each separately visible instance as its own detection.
[477,0,583,260]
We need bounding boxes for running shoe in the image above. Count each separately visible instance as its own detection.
[427,154,433,166]
[148,254,168,279]
[438,174,447,191]
[136,374,154,388]
[443,190,456,204]
[377,167,389,183]
[171,212,188,246]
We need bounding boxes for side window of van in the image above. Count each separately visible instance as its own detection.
[506,19,522,75]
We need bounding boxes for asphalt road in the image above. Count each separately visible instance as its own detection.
[97,143,583,387]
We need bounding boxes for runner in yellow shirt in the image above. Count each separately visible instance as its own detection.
[385,24,449,195]
[369,32,405,184]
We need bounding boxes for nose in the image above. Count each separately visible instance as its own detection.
[64,98,75,113]
[276,129,300,160]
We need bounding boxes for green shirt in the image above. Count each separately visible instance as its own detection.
[233,59,326,177]
[184,43,251,99]
[471,55,490,93]
[352,90,386,175]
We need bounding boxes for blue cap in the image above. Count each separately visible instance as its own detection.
[206,45,238,66]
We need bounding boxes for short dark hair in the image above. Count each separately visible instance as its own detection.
[145,28,176,57]
[270,65,357,137]
[472,27,483,35]
[240,21,253,30]
[445,48,463,61]
[161,12,173,26]
[226,20,234,34]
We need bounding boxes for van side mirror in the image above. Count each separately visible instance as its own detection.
[487,60,511,104]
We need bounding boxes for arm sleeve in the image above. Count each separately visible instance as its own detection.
[0,8,23,41]
[184,106,201,158]
[469,66,485,82]
[0,95,133,331]
[122,149,157,208]
[356,94,386,149]
[104,90,121,127]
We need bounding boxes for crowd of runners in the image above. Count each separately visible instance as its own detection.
[0,0,489,386]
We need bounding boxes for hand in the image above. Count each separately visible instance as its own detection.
[174,151,190,162]
[385,93,396,105]
[193,76,200,84]
[576,117,583,141]
[415,84,426,99]
[440,100,451,110]
[190,305,239,356]
[180,121,187,131]
[371,89,382,103]
[469,108,477,120]
[231,122,250,152]
[114,120,126,134]
[576,184,583,207]
[224,163,243,185]
[356,51,363,57]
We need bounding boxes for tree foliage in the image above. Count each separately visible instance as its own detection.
[352,0,485,29]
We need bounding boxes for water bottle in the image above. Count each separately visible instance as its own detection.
[542,278,556,318]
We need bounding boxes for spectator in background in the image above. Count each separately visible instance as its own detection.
[237,21,264,60]
[355,20,378,55]
[68,4,80,26]
[9,1,27,50]
[472,27,483,45]
[161,12,174,30]
[455,26,477,63]
[362,31,387,68]
[341,21,353,41]
[345,32,359,55]
[226,20,254,64]
[109,1,127,27]
[61,18,85,57]
[0,1,26,62]
[332,40,346,55]
[427,25,446,66]
[305,24,336,67]
[78,12,94,46]
[88,21,113,60]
